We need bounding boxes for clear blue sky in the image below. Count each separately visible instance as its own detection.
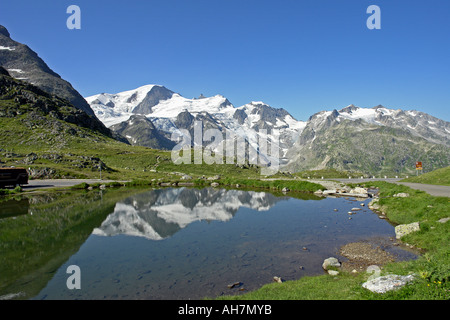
[1,0,449,121]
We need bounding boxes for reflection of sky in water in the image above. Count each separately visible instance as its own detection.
[33,188,405,300]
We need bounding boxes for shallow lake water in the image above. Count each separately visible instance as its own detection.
[0,187,416,300]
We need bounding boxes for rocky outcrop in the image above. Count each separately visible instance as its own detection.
[110,115,175,150]
[27,167,56,179]
[315,186,370,198]
[0,71,112,137]
[132,86,174,114]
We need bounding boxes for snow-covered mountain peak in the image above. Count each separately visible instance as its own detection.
[304,104,450,148]
[338,105,380,124]
[150,93,233,118]
[249,101,267,106]
[87,84,159,106]
[86,84,310,161]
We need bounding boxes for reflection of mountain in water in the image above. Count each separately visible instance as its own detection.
[93,188,283,240]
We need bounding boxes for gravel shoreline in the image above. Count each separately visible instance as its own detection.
[338,238,420,272]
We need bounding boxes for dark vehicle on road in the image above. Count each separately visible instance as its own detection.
[0,167,29,188]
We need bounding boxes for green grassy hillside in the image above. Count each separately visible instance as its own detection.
[400,166,450,186]
[0,71,288,183]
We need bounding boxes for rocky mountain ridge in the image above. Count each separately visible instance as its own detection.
[87,83,449,175]
[0,66,111,137]
[285,105,449,175]
[0,25,95,117]
[87,85,305,165]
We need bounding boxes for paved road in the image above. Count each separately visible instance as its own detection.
[395,182,450,198]
[17,178,450,197]
[337,178,402,184]
[336,178,449,197]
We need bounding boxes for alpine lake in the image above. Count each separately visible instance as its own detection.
[0,185,418,300]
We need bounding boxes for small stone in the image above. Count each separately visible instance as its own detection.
[328,270,339,276]
[393,193,410,198]
[438,217,450,224]
[322,257,341,270]
[273,276,283,283]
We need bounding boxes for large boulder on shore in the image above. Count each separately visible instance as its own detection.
[351,187,368,195]
[362,274,415,293]
[395,222,420,239]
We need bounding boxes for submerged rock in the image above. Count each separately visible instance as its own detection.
[227,282,242,289]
